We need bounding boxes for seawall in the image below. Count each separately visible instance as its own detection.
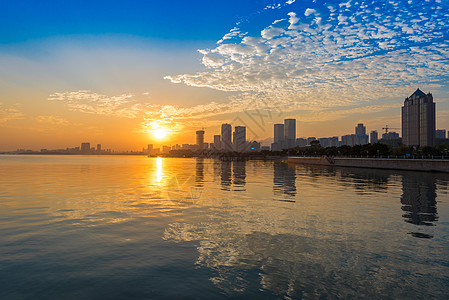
[287,156,449,173]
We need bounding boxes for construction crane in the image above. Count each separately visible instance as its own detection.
[382,125,399,134]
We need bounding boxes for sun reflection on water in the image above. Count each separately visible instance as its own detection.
[156,157,163,184]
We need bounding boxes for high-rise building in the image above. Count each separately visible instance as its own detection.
[213,135,221,150]
[274,124,284,143]
[196,130,205,149]
[96,144,101,152]
[233,126,246,152]
[370,131,378,144]
[81,142,90,153]
[221,124,232,151]
[436,129,446,139]
[355,123,369,145]
[402,88,436,147]
[284,119,296,148]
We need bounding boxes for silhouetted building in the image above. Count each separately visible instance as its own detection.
[318,138,330,148]
[81,142,90,153]
[296,138,307,147]
[196,130,205,149]
[284,119,296,149]
[96,144,101,152]
[274,124,284,143]
[307,137,316,145]
[221,124,232,151]
[370,131,378,144]
[233,126,246,152]
[402,88,436,147]
[213,135,221,150]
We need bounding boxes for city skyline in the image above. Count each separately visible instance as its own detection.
[1,0,449,151]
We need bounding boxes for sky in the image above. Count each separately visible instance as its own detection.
[1,0,448,151]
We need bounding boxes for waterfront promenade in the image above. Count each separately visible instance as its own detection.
[288,156,449,173]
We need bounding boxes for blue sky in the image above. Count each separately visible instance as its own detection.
[0,0,448,150]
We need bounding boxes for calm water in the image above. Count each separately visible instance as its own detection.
[1,155,449,299]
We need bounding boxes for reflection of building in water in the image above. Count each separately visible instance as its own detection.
[273,162,296,197]
[195,158,204,187]
[233,160,246,189]
[401,173,438,227]
[220,161,232,191]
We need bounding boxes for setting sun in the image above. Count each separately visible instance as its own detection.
[152,128,169,140]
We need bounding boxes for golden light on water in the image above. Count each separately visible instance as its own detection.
[156,156,163,184]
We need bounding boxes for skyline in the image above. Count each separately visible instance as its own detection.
[1,0,449,151]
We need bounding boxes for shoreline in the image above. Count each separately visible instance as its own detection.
[287,156,449,173]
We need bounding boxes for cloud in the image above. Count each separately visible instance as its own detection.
[0,103,24,123]
[36,115,70,126]
[48,90,153,118]
[165,0,449,113]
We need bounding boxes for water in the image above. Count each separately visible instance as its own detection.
[0,155,448,299]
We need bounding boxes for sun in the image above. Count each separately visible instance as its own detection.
[152,128,169,140]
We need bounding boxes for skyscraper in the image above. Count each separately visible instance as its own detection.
[370,131,378,144]
[221,123,232,151]
[402,88,436,147]
[284,119,296,149]
[196,130,205,149]
[213,135,221,150]
[233,126,246,152]
[274,124,284,144]
[355,123,368,145]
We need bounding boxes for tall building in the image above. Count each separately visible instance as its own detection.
[402,88,436,147]
[213,135,221,150]
[96,144,101,152]
[274,124,284,143]
[233,126,246,152]
[370,131,378,144]
[81,142,90,153]
[221,124,232,151]
[355,123,369,145]
[284,119,296,148]
[436,129,446,139]
[196,130,205,149]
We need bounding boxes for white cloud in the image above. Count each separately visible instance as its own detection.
[48,90,150,118]
[165,0,449,114]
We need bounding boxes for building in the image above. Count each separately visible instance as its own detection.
[274,124,285,143]
[81,142,91,153]
[213,135,221,150]
[162,145,171,153]
[233,126,246,152]
[248,141,261,152]
[341,134,356,146]
[284,119,296,149]
[318,138,330,148]
[307,137,316,145]
[436,129,446,139]
[96,144,101,152]
[370,131,378,144]
[330,136,339,147]
[402,88,436,147]
[221,124,232,151]
[196,130,205,149]
[382,132,400,140]
[355,123,369,145]
[296,138,307,147]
